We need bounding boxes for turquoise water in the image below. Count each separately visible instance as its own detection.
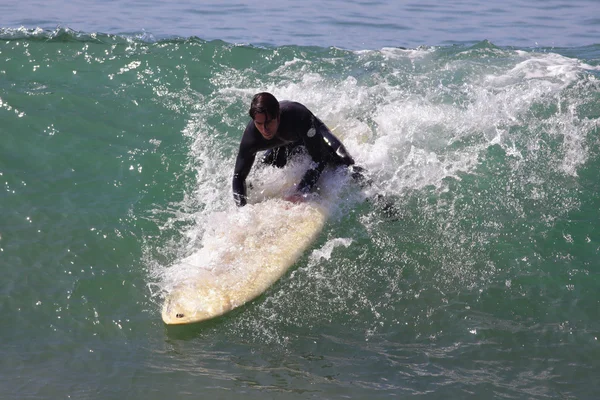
[2,2,600,399]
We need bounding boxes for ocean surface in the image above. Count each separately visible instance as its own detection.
[2,1,600,399]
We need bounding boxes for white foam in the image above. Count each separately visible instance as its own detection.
[309,238,353,266]
[150,46,598,300]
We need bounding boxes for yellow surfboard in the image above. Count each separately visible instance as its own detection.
[161,198,329,324]
[161,163,336,325]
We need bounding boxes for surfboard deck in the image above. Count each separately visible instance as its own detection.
[161,191,331,325]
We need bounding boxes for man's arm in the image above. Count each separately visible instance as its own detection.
[232,148,256,207]
[297,160,326,193]
[296,117,353,193]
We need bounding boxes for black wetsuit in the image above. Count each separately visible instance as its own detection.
[232,101,355,206]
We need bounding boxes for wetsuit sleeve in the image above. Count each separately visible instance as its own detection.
[297,117,354,193]
[232,125,258,207]
[297,160,326,193]
[232,151,255,207]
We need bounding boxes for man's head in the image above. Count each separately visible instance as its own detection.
[249,92,280,140]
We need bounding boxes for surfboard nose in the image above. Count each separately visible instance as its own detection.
[161,283,232,325]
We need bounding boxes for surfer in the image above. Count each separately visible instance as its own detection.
[232,92,363,207]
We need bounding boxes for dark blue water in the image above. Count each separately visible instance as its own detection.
[2,0,599,48]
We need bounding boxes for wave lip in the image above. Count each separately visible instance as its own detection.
[0,25,160,44]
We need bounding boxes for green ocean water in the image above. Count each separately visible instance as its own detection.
[2,30,600,398]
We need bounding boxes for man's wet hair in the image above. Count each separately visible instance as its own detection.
[249,92,280,120]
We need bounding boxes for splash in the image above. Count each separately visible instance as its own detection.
[145,42,599,341]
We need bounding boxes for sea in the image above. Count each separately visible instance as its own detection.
[1,1,600,399]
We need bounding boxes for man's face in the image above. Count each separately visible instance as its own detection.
[253,112,279,140]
